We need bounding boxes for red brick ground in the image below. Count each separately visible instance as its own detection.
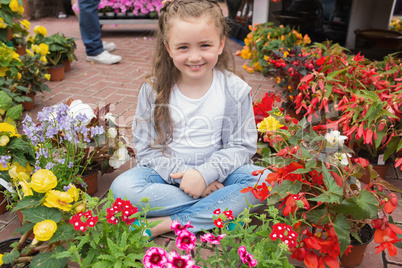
[0,15,401,267]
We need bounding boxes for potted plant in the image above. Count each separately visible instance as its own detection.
[0,0,24,43]
[27,26,72,81]
[248,109,402,267]
[10,19,30,55]
[59,33,77,72]
[21,100,135,196]
[0,42,23,79]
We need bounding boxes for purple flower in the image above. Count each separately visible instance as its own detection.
[143,247,167,268]
[68,162,74,168]
[58,159,65,164]
[0,155,11,168]
[91,126,105,137]
[176,229,196,253]
[165,251,195,268]
[200,233,226,245]
[238,246,258,268]
[45,162,55,170]
[170,220,194,235]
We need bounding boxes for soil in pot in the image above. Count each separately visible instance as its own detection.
[340,224,374,268]
[0,238,32,268]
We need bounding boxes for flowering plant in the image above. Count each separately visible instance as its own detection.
[21,100,134,192]
[248,111,402,267]
[0,42,22,79]
[143,204,295,268]
[0,88,24,123]
[389,17,402,32]
[73,0,164,16]
[1,168,84,268]
[10,19,30,47]
[27,26,76,66]
[60,192,160,267]
[0,0,24,43]
[236,22,311,74]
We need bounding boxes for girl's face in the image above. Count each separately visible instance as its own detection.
[165,15,225,85]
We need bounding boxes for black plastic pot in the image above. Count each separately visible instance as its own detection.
[0,238,32,268]
[355,29,402,60]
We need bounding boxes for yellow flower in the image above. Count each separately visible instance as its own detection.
[33,220,57,241]
[10,162,33,176]
[43,190,73,211]
[34,25,47,37]
[30,169,57,193]
[18,5,24,14]
[19,180,33,197]
[16,72,21,80]
[38,43,49,56]
[27,35,35,43]
[0,67,7,77]
[0,135,9,146]
[0,162,10,171]
[0,108,5,115]
[0,123,21,138]
[26,49,33,56]
[44,74,50,80]
[40,55,47,63]
[20,20,30,29]
[9,0,19,12]
[276,76,281,84]
[257,115,283,133]
[283,51,289,58]
[0,18,7,29]
[0,253,3,265]
[67,184,79,202]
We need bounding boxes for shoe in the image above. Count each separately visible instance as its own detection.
[130,219,153,241]
[102,41,116,52]
[86,51,121,65]
[226,221,245,231]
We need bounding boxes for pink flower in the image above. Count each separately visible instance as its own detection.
[165,251,195,268]
[170,220,194,235]
[176,230,196,252]
[143,247,167,268]
[238,246,258,268]
[200,233,226,245]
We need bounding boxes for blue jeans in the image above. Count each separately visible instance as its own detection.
[110,164,270,233]
[78,0,103,56]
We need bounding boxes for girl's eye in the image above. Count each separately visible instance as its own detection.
[201,44,210,48]
[178,46,188,50]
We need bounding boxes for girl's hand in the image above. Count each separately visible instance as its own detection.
[170,170,206,199]
[201,181,224,197]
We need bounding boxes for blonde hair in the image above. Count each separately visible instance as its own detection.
[146,0,235,150]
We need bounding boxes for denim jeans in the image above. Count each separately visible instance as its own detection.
[78,0,103,56]
[110,164,270,233]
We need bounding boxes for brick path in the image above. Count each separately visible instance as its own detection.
[1,15,402,267]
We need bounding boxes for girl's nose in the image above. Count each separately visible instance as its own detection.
[188,50,201,62]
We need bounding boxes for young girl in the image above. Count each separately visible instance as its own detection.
[110,0,268,237]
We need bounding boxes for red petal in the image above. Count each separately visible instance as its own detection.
[304,250,319,268]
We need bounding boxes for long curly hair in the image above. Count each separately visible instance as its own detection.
[146,0,235,150]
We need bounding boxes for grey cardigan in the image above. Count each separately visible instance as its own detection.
[132,70,257,186]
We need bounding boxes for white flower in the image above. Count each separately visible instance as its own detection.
[68,100,96,126]
[109,147,130,169]
[107,127,118,139]
[325,130,347,147]
[335,153,351,166]
[104,112,116,124]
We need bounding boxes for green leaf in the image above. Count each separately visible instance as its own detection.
[5,104,22,121]
[375,128,388,149]
[327,68,347,80]
[0,90,12,111]
[30,247,67,268]
[15,222,35,235]
[397,138,402,153]
[333,215,351,256]
[23,206,62,224]
[49,224,75,243]
[11,196,43,212]
[331,190,379,220]
[309,192,341,204]
[322,164,343,196]
[2,249,20,264]
[306,207,331,225]
[384,136,399,161]
[271,180,302,197]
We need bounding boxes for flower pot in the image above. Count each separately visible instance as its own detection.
[358,163,391,184]
[81,169,99,196]
[15,44,26,56]
[47,64,65,81]
[0,238,32,268]
[64,59,71,72]
[7,28,12,41]
[21,92,35,111]
[105,11,115,18]
[340,224,374,267]
[0,192,8,215]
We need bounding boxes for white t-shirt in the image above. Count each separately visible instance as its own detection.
[169,69,226,167]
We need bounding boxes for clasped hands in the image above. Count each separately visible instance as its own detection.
[170,169,223,199]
